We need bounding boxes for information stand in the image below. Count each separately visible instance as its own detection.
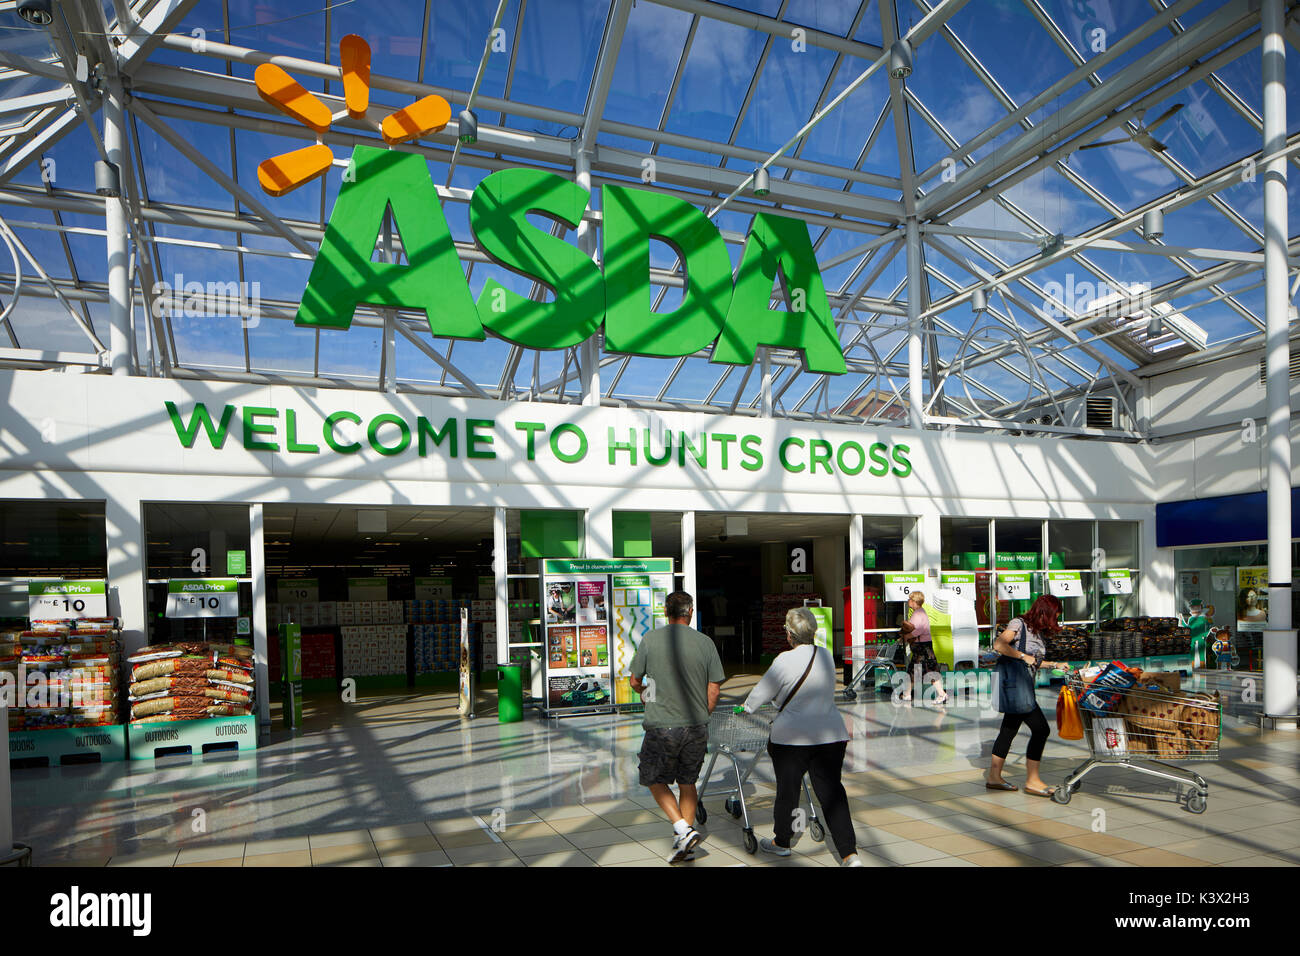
[539,558,673,716]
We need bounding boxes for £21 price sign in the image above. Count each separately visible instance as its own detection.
[167,578,239,618]
[29,580,108,620]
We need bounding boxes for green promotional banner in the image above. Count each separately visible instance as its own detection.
[28,580,108,620]
[279,622,302,729]
[542,558,673,575]
[226,550,247,575]
[806,605,833,652]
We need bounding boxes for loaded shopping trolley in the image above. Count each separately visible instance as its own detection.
[1053,668,1221,814]
[842,633,902,700]
[694,705,823,855]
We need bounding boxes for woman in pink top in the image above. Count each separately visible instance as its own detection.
[901,590,948,704]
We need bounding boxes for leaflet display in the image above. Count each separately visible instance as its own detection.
[540,558,672,715]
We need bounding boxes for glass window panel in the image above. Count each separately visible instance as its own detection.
[424,0,521,100]
[665,18,768,143]
[316,322,380,379]
[133,116,235,211]
[170,312,246,368]
[504,0,610,115]
[605,3,694,130]
[145,503,250,580]
[0,499,106,580]
[733,44,839,155]
[247,313,314,375]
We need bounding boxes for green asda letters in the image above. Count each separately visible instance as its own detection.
[295,148,847,375]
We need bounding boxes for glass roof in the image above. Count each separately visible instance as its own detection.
[0,0,1296,439]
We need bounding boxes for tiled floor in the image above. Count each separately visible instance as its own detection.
[13,670,1300,867]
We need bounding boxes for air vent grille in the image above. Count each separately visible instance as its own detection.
[1085,397,1115,430]
[1258,352,1300,386]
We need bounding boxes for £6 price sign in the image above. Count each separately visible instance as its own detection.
[167,578,239,618]
[29,580,108,620]
[883,573,926,603]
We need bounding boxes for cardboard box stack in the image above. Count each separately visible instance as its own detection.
[340,624,406,676]
[4,620,123,730]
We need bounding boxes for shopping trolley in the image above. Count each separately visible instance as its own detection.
[694,705,823,855]
[1053,671,1221,814]
[842,633,902,701]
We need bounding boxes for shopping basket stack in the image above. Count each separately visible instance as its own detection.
[1053,662,1221,813]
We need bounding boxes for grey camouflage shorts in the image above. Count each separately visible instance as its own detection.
[638,724,709,786]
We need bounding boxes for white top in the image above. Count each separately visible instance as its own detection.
[742,644,848,747]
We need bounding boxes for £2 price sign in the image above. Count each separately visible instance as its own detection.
[1048,571,1083,598]
[29,580,108,620]
[883,573,926,603]
[167,578,239,618]
[997,572,1031,600]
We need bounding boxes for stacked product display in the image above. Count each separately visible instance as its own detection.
[3,619,122,730]
[340,625,406,676]
[127,642,254,724]
[1096,618,1191,656]
[412,623,475,675]
[1045,624,1090,663]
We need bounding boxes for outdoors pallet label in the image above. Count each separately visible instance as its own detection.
[8,725,126,765]
[127,715,258,760]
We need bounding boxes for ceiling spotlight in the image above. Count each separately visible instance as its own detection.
[1142,208,1164,241]
[17,0,53,26]
[94,160,120,198]
[1147,315,1163,338]
[889,38,914,80]
[458,108,478,145]
[971,287,988,314]
[752,166,770,197]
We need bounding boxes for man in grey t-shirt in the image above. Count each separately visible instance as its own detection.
[629,590,724,863]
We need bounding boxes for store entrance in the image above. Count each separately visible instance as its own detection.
[693,512,850,670]
[262,504,497,719]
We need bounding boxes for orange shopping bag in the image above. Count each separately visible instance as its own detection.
[1056,685,1084,740]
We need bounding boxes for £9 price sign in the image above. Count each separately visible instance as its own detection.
[29,580,108,620]
[167,578,239,618]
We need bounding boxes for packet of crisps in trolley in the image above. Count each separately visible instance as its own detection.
[1078,660,1137,716]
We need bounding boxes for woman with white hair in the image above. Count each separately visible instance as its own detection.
[741,607,861,867]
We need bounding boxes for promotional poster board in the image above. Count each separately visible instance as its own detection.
[1236,566,1268,633]
[540,558,672,713]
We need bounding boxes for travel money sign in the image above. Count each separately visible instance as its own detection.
[253,36,846,375]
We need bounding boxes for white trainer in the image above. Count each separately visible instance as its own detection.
[667,827,701,863]
[759,838,792,857]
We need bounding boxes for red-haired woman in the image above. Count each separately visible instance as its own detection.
[985,594,1069,796]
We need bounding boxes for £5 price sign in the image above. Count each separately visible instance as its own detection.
[167,578,239,618]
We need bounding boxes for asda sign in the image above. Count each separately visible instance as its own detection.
[297,146,846,375]
[164,401,913,480]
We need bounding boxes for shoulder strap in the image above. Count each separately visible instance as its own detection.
[778,645,818,713]
[1009,618,1028,652]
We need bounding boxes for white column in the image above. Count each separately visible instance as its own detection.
[1261,0,1297,722]
[494,506,508,667]
[584,504,613,559]
[576,149,601,407]
[760,348,772,418]
[849,514,865,668]
[905,217,924,430]
[104,79,132,375]
[105,497,147,657]
[250,503,270,729]
[681,511,697,627]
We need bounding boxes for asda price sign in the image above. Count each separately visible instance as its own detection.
[939,572,976,600]
[29,580,107,620]
[1101,570,1133,595]
[883,573,925,602]
[167,578,239,618]
[1047,571,1083,598]
[997,572,1031,600]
